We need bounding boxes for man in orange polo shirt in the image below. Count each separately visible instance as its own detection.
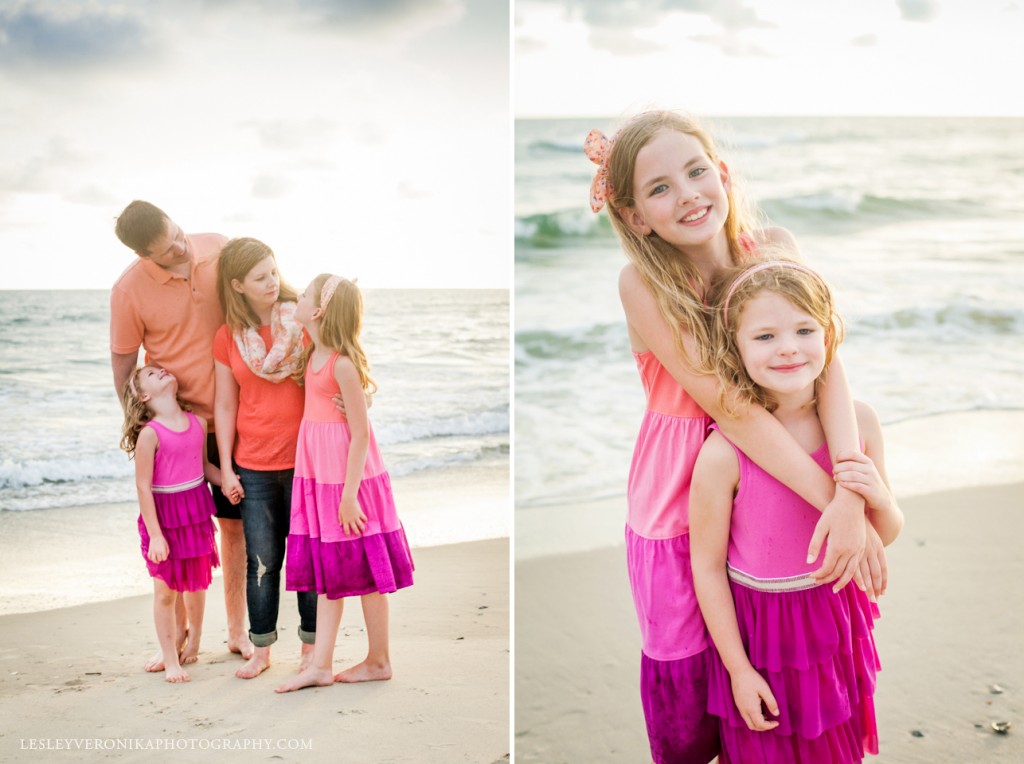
[110,200,253,664]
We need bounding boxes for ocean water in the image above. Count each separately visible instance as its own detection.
[516,116,1024,554]
[0,288,510,515]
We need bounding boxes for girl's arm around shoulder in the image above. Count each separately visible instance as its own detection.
[832,401,905,546]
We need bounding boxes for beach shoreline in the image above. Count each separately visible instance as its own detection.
[0,537,509,764]
[0,459,508,618]
[515,481,1024,763]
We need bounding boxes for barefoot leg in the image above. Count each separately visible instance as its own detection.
[276,596,342,693]
[180,590,206,665]
[151,580,188,682]
[334,593,392,683]
[146,596,188,671]
[236,645,273,679]
[218,517,254,658]
[298,642,315,672]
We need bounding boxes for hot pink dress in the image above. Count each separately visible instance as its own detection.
[706,426,880,763]
[286,352,414,598]
[137,413,220,591]
[626,350,720,763]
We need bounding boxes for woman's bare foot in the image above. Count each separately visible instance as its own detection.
[236,646,272,679]
[164,664,190,683]
[228,635,255,660]
[298,643,315,672]
[274,667,334,693]
[333,659,392,683]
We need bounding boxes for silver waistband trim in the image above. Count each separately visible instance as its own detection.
[726,563,820,593]
[151,476,205,494]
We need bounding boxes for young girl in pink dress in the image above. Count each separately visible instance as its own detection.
[690,260,904,762]
[120,365,228,683]
[586,110,888,762]
[276,274,414,694]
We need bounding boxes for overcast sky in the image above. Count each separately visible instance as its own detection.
[515,0,1024,118]
[1,0,510,290]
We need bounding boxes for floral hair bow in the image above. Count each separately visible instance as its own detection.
[584,129,614,213]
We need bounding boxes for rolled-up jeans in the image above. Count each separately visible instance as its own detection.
[235,466,317,647]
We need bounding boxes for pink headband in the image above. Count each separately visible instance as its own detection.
[319,275,342,314]
[722,261,828,330]
[584,129,615,213]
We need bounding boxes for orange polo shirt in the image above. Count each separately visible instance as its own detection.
[110,233,228,424]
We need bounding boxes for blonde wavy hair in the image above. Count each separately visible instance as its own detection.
[605,111,762,370]
[118,366,193,456]
[294,274,377,393]
[217,237,299,332]
[707,258,845,416]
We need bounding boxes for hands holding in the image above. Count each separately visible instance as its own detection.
[833,450,895,514]
[220,470,245,505]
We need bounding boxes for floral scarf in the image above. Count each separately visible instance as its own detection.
[233,301,304,382]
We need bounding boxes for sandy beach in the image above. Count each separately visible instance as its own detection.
[0,536,509,763]
[515,482,1024,763]
[0,460,510,763]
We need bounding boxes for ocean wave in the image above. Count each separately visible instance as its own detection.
[375,408,509,445]
[0,453,131,492]
[526,139,585,154]
[515,210,611,245]
[762,191,985,227]
[851,303,1024,337]
[516,323,626,362]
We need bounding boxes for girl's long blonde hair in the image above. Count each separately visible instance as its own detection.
[118,366,193,456]
[605,111,761,369]
[295,274,377,393]
[708,259,845,416]
[217,237,299,332]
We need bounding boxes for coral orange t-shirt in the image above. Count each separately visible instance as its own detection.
[212,324,305,471]
[109,233,227,424]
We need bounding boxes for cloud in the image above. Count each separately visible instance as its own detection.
[241,118,341,151]
[690,32,770,57]
[896,0,940,22]
[0,5,148,67]
[562,0,771,33]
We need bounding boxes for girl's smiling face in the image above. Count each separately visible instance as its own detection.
[135,365,176,402]
[625,129,731,250]
[735,290,827,405]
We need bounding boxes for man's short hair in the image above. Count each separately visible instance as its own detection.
[115,200,170,255]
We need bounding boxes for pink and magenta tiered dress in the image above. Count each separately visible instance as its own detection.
[286,352,414,599]
[626,350,720,764]
[137,413,220,591]
[708,427,880,763]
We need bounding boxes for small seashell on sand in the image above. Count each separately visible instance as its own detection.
[991,721,1011,735]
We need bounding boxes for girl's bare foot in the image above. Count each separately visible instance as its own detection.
[180,635,201,665]
[236,646,272,679]
[228,635,255,660]
[274,667,334,693]
[298,643,315,672]
[333,659,392,683]
[164,664,190,683]
[145,628,189,672]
